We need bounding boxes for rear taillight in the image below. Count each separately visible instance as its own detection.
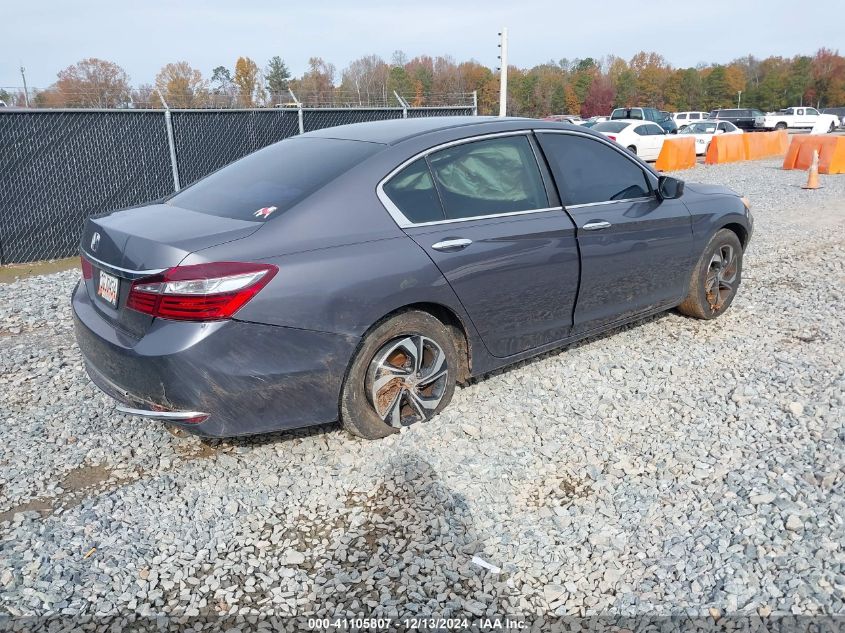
[126,262,277,321]
[80,256,93,280]
[607,135,617,141]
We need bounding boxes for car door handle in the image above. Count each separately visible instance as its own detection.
[582,221,612,231]
[431,238,473,251]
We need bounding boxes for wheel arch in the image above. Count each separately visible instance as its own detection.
[343,301,474,388]
[720,222,749,248]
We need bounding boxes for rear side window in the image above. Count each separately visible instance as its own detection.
[427,136,548,219]
[169,137,380,220]
[383,158,444,224]
[538,133,651,206]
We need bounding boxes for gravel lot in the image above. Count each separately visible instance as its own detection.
[1,157,843,621]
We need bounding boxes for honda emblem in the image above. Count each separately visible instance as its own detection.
[90,232,100,252]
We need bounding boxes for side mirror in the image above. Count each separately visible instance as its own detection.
[658,175,684,200]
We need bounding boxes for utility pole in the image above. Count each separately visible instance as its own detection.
[498,28,508,117]
[20,64,29,108]
[737,90,742,108]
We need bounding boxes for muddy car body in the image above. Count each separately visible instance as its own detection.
[73,117,753,439]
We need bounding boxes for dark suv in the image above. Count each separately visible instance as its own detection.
[610,107,678,134]
[709,109,765,131]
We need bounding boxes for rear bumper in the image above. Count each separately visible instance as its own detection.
[72,281,359,437]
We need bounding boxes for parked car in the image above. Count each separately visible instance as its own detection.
[73,117,753,439]
[610,107,678,134]
[593,119,668,160]
[543,114,585,125]
[709,108,766,132]
[821,107,845,128]
[582,116,608,128]
[673,111,710,129]
[759,107,839,133]
[678,120,743,155]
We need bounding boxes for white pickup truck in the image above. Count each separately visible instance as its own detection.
[760,107,840,133]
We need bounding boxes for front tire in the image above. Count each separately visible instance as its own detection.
[677,229,743,320]
[340,311,458,439]
[829,122,836,133]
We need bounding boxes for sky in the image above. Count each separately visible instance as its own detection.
[2,0,843,89]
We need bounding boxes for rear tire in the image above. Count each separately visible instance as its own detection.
[775,122,787,131]
[677,229,743,320]
[627,145,637,155]
[340,311,458,440]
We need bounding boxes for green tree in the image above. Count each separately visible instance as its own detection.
[265,56,291,101]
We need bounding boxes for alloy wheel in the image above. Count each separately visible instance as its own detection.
[367,335,449,428]
[705,244,738,312]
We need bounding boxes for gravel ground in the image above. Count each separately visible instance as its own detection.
[1,158,843,621]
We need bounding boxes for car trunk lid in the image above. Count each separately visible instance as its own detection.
[80,203,263,337]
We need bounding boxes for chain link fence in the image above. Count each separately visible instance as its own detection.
[0,102,475,264]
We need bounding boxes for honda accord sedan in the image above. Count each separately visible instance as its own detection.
[72,116,753,439]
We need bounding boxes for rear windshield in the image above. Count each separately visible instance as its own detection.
[593,121,629,133]
[611,109,643,120]
[168,137,381,220]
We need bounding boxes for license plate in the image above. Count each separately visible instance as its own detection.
[97,270,119,308]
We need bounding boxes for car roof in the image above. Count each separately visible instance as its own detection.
[303,116,511,145]
[302,116,593,146]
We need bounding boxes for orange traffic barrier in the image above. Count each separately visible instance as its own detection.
[774,129,789,154]
[705,134,746,164]
[743,130,789,160]
[655,136,696,171]
[783,135,845,174]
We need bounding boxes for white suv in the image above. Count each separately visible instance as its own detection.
[673,111,709,129]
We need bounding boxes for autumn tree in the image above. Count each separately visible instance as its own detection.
[583,75,615,116]
[812,48,845,107]
[291,57,336,104]
[155,62,207,108]
[45,58,131,107]
[234,57,262,107]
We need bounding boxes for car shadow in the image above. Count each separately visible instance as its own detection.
[294,451,507,618]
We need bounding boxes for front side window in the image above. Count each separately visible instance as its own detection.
[427,136,548,220]
[806,108,819,116]
[383,158,444,224]
[538,133,652,206]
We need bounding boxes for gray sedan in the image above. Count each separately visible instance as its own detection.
[72,117,753,439]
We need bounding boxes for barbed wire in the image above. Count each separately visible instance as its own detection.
[0,86,476,109]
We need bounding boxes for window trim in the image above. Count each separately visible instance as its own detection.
[377,131,561,228]
[533,128,659,208]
